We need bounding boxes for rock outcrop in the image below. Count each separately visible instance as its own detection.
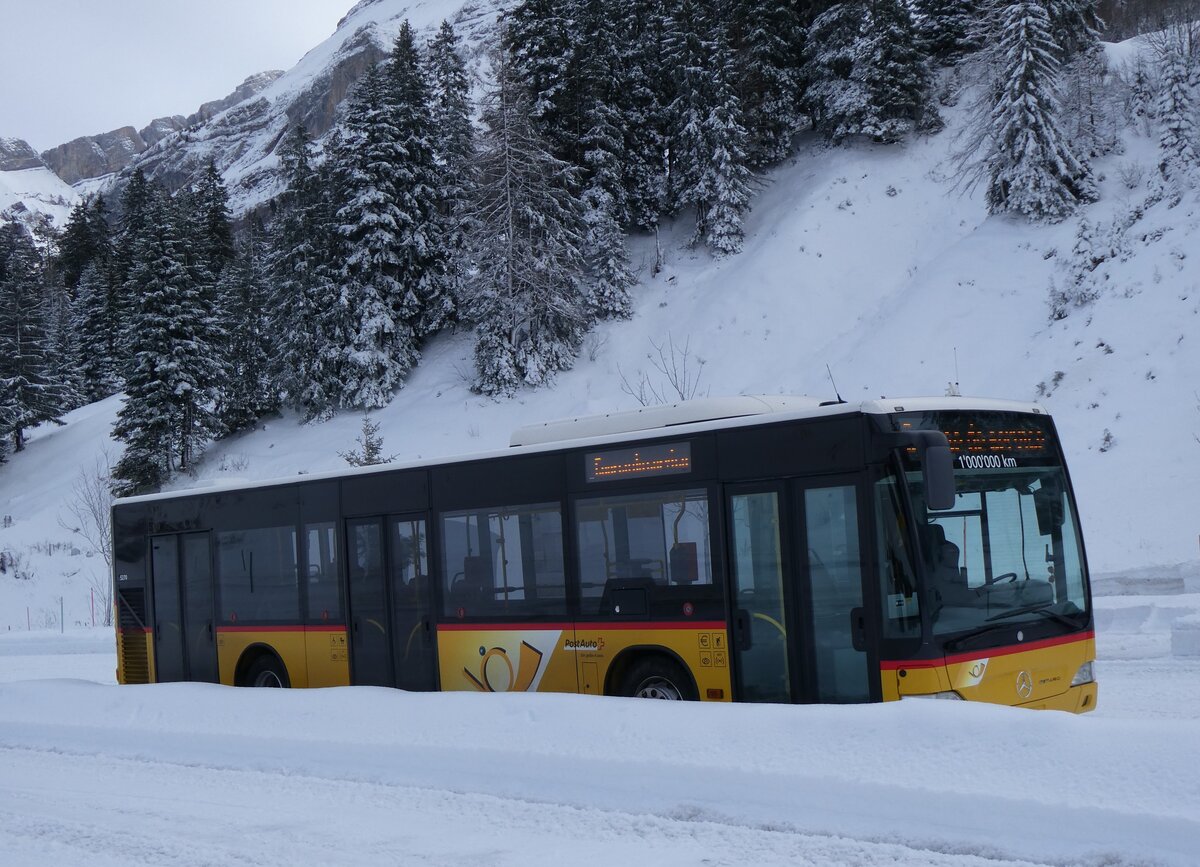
[0,137,45,172]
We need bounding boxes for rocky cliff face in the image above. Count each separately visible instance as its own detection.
[0,137,45,172]
[39,71,285,185]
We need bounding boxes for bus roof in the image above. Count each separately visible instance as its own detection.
[112,395,1046,506]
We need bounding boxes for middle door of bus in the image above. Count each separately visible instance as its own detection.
[727,476,876,703]
[345,514,437,691]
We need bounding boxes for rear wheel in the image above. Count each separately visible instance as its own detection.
[622,657,695,700]
[243,654,290,688]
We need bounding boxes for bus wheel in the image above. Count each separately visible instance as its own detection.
[244,654,290,688]
[622,658,694,701]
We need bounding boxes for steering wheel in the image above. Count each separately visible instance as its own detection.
[985,571,1019,587]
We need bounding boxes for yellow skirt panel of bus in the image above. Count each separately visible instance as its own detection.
[883,633,1096,712]
[216,629,311,688]
[436,623,733,700]
[117,629,154,684]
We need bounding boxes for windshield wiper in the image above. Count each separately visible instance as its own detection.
[986,602,1081,628]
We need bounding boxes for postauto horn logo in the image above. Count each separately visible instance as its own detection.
[463,641,544,692]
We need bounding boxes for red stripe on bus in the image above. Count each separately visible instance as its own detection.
[436,620,727,633]
[215,625,346,634]
[880,630,1095,670]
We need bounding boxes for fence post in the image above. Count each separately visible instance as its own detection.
[60,597,64,634]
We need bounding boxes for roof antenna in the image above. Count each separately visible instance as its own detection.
[825,364,845,404]
[946,347,962,397]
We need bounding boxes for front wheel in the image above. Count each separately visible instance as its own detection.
[621,658,695,701]
[243,654,290,688]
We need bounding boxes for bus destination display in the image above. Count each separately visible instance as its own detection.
[586,442,691,483]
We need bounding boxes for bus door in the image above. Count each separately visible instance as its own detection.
[727,478,875,703]
[346,515,438,690]
[388,514,437,691]
[149,532,218,683]
[346,517,394,687]
[792,477,875,702]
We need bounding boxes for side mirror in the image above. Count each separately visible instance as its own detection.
[888,430,955,511]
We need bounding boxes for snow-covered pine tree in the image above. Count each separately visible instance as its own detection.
[730,0,803,166]
[1156,42,1198,184]
[0,224,65,453]
[984,1,1095,221]
[505,0,580,163]
[466,47,589,395]
[860,0,937,142]
[72,261,122,401]
[425,19,475,329]
[42,280,84,414]
[802,2,871,141]
[113,169,157,380]
[615,0,671,231]
[112,194,224,495]
[387,20,456,338]
[1044,0,1103,62]
[56,194,110,290]
[216,225,280,436]
[572,0,636,318]
[665,0,753,254]
[1062,45,1117,159]
[191,160,236,279]
[913,0,978,64]
[327,63,420,410]
[270,124,340,420]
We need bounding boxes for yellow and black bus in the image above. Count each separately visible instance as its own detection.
[112,395,1096,711]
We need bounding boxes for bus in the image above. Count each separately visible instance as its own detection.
[112,395,1097,712]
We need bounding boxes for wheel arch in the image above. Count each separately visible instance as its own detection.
[234,642,291,688]
[603,644,697,699]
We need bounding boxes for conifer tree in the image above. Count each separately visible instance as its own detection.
[271,124,339,419]
[802,2,871,141]
[1157,43,1198,184]
[387,20,456,338]
[327,64,421,410]
[467,48,589,395]
[505,0,580,162]
[192,160,236,279]
[616,0,672,230]
[72,261,122,401]
[426,20,475,328]
[217,226,280,435]
[112,195,224,495]
[57,195,111,290]
[860,0,936,142]
[0,225,65,453]
[665,0,753,254]
[731,0,803,166]
[983,1,1094,221]
[914,0,978,63]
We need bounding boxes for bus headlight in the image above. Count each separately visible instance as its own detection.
[901,691,963,700]
[1070,661,1095,686]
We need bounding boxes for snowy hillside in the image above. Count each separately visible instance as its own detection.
[0,165,76,235]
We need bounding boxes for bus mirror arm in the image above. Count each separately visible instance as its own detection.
[886,430,955,511]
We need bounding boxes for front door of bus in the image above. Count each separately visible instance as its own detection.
[346,515,437,691]
[728,479,874,703]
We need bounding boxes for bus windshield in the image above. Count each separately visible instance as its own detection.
[918,464,1089,637]
[877,411,1090,644]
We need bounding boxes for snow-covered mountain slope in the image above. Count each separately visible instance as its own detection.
[0,163,76,238]
[3,66,1199,631]
[121,0,501,212]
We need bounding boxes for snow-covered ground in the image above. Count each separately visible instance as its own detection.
[1,597,1198,867]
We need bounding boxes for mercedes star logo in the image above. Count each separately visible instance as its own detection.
[1015,670,1034,700]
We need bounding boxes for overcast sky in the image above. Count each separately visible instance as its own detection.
[1,0,354,152]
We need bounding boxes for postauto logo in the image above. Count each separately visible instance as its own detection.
[463,641,545,692]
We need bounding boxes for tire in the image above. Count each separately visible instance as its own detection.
[621,657,696,701]
[243,654,290,688]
